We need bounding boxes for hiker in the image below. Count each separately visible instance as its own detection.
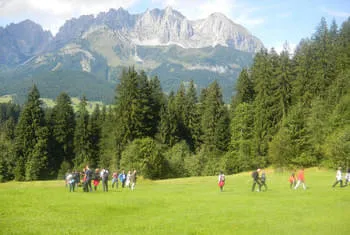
[345,168,350,186]
[73,170,80,188]
[101,168,109,192]
[289,171,296,189]
[251,169,261,192]
[218,171,225,192]
[260,169,267,191]
[111,171,119,189]
[332,167,343,188]
[84,166,93,192]
[119,170,126,188]
[66,171,75,192]
[294,168,306,190]
[126,170,131,188]
[130,169,137,191]
[93,168,101,191]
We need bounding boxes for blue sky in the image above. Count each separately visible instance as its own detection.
[0,0,349,52]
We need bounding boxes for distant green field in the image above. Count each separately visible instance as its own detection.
[0,168,349,235]
[0,95,14,103]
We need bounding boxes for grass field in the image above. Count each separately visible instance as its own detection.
[0,168,349,235]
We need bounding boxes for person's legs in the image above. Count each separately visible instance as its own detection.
[302,181,306,190]
[88,180,92,192]
[131,182,135,191]
[103,180,108,192]
[252,181,256,192]
[294,180,301,189]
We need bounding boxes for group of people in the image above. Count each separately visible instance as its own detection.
[218,167,350,192]
[217,168,268,192]
[65,166,137,192]
[332,167,350,188]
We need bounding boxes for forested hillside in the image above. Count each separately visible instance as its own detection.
[0,17,349,182]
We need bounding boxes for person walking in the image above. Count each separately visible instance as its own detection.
[260,169,268,191]
[111,171,119,189]
[289,172,296,189]
[345,168,350,186]
[294,168,306,190]
[251,169,261,192]
[119,169,126,188]
[66,171,75,192]
[218,171,225,192]
[84,166,93,192]
[101,168,109,192]
[130,170,137,191]
[93,168,101,191]
[332,167,343,188]
[125,170,131,188]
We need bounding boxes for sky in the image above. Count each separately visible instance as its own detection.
[0,0,349,52]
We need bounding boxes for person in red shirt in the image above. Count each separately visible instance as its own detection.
[289,171,296,189]
[294,168,306,190]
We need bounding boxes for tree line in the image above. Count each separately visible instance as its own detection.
[0,17,350,182]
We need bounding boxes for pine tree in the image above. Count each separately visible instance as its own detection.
[159,92,179,146]
[14,85,48,180]
[49,92,75,176]
[229,102,255,171]
[233,68,255,108]
[73,96,91,168]
[89,104,102,167]
[200,81,229,152]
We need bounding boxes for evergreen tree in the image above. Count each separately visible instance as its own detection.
[184,81,201,151]
[49,92,75,176]
[233,68,255,108]
[228,102,255,172]
[73,96,91,168]
[89,104,102,167]
[200,81,229,152]
[159,92,179,147]
[14,85,48,180]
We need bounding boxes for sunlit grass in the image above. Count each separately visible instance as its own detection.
[0,168,349,235]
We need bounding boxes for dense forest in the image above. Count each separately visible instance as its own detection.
[0,17,350,182]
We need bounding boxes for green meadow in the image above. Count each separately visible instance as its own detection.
[0,168,349,235]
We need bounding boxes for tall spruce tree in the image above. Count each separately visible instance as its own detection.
[49,92,75,176]
[14,85,48,180]
[200,81,229,152]
[73,96,91,168]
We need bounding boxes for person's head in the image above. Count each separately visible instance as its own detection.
[257,168,261,172]
[348,168,350,173]
[133,169,137,173]
[338,167,342,170]
[220,171,223,175]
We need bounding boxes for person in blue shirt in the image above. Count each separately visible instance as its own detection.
[119,169,126,188]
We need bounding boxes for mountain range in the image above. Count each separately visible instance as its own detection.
[0,7,264,103]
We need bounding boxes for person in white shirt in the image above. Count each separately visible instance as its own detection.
[345,168,350,186]
[218,171,225,192]
[332,167,343,188]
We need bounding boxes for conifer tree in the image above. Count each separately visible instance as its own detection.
[14,85,48,180]
[200,81,229,152]
[49,92,75,176]
[73,96,91,168]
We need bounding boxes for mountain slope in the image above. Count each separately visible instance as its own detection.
[0,7,264,103]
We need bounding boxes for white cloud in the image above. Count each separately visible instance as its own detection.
[0,0,139,34]
[151,0,265,27]
[270,41,297,55]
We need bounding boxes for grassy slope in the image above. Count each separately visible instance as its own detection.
[0,168,349,235]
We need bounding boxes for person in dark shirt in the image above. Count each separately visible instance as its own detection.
[84,165,93,192]
[251,169,262,192]
[101,168,109,192]
[260,169,268,191]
